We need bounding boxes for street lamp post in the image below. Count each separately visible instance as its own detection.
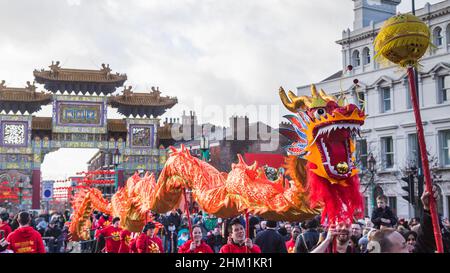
[367,153,377,215]
[113,148,121,192]
[18,180,24,211]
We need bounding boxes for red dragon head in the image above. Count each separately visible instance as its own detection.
[279,85,366,223]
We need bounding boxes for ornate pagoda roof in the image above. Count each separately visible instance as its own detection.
[0,81,52,114]
[108,86,177,118]
[33,61,127,95]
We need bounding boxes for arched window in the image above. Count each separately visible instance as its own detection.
[352,50,361,67]
[434,26,443,46]
[362,47,371,65]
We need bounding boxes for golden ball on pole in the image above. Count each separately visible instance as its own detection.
[374,13,431,67]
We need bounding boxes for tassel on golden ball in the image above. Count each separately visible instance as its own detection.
[374,13,432,68]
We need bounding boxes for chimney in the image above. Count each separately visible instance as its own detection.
[352,0,400,30]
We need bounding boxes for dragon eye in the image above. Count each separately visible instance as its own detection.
[313,108,327,120]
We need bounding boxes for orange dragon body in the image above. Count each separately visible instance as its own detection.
[69,85,366,241]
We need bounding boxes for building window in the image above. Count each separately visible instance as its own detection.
[362,47,370,65]
[354,90,365,110]
[408,133,418,163]
[381,136,394,169]
[438,75,450,103]
[447,195,450,219]
[433,26,443,47]
[440,130,450,166]
[352,50,361,67]
[356,139,368,170]
[388,196,397,215]
[381,87,391,112]
[405,83,412,109]
[434,27,443,47]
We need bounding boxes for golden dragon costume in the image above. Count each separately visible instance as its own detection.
[69,85,366,240]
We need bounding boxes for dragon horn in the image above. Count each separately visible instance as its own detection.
[319,89,336,102]
[279,87,297,112]
[236,154,245,164]
[180,144,186,152]
[279,86,310,112]
[337,93,346,106]
[311,84,319,97]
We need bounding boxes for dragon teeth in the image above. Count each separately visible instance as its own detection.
[317,123,361,137]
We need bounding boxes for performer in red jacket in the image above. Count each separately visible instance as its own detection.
[129,237,138,253]
[219,218,261,253]
[6,211,45,253]
[0,213,12,238]
[97,217,122,253]
[94,214,112,239]
[178,224,213,253]
[118,229,132,253]
[136,222,164,253]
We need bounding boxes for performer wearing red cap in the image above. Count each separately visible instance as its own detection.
[219,218,261,253]
[136,222,164,253]
[97,217,122,253]
[178,224,213,253]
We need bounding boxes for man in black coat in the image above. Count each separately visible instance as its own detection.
[295,218,320,253]
[371,195,397,229]
[167,210,181,230]
[254,221,287,253]
[413,187,450,253]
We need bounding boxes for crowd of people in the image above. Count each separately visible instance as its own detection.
[1,187,449,253]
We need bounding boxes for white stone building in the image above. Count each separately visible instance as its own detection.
[296,0,450,219]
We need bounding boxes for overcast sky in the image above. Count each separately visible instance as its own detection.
[0,0,442,180]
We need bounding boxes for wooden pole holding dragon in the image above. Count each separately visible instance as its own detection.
[183,188,193,239]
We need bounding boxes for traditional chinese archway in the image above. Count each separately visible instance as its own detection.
[0,62,177,210]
